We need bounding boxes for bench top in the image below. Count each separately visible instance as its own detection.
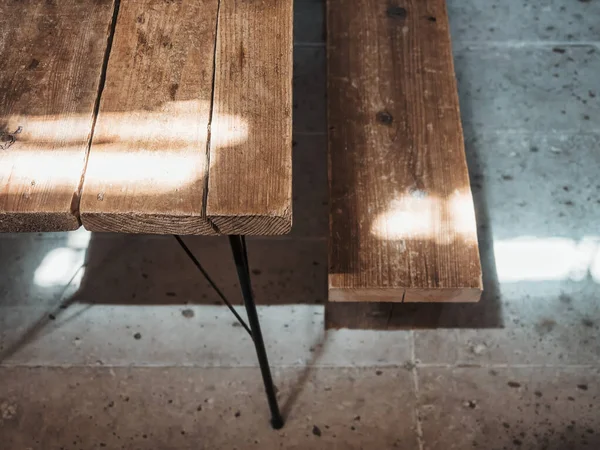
[327,0,482,304]
[0,0,292,235]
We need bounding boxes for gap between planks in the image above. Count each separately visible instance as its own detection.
[201,0,223,235]
[73,0,123,226]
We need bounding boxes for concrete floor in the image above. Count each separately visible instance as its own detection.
[1,0,600,448]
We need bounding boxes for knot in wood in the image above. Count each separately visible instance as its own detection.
[0,126,22,150]
[376,111,394,125]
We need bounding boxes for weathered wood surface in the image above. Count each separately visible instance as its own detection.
[206,0,293,235]
[0,0,115,232]
[2,0,293,235]
[80,0,219,234]
[328,0,482,302]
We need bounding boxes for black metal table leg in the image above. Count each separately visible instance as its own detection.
[174,235,284,429]
[229,235,284,430]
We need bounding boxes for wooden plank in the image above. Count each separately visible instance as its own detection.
[328,0,482,302]
[80,0,219,234]
[205,0,293,235]
[0,0,115,232]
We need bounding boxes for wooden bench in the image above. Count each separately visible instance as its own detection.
[0,0,292,236]
[327,0,482,305]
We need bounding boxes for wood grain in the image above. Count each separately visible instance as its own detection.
[0,0,115,232]
[328,0,482,302]
[206,0,293,235]
[80,0,219,234]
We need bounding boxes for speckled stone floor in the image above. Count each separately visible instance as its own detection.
[1,0,600,448]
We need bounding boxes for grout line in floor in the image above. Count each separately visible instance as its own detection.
[410,330,425,450]
[452,40,600,49]
[461,128,600,135]
[414,362,600,368]
[294,129,600,136]
[291,41,600,49]
[3,362,600,369]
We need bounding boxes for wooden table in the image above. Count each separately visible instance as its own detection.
[0,0,292,428]
[0,0,292,236]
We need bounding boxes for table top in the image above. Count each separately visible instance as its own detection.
[0,0,292,235]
